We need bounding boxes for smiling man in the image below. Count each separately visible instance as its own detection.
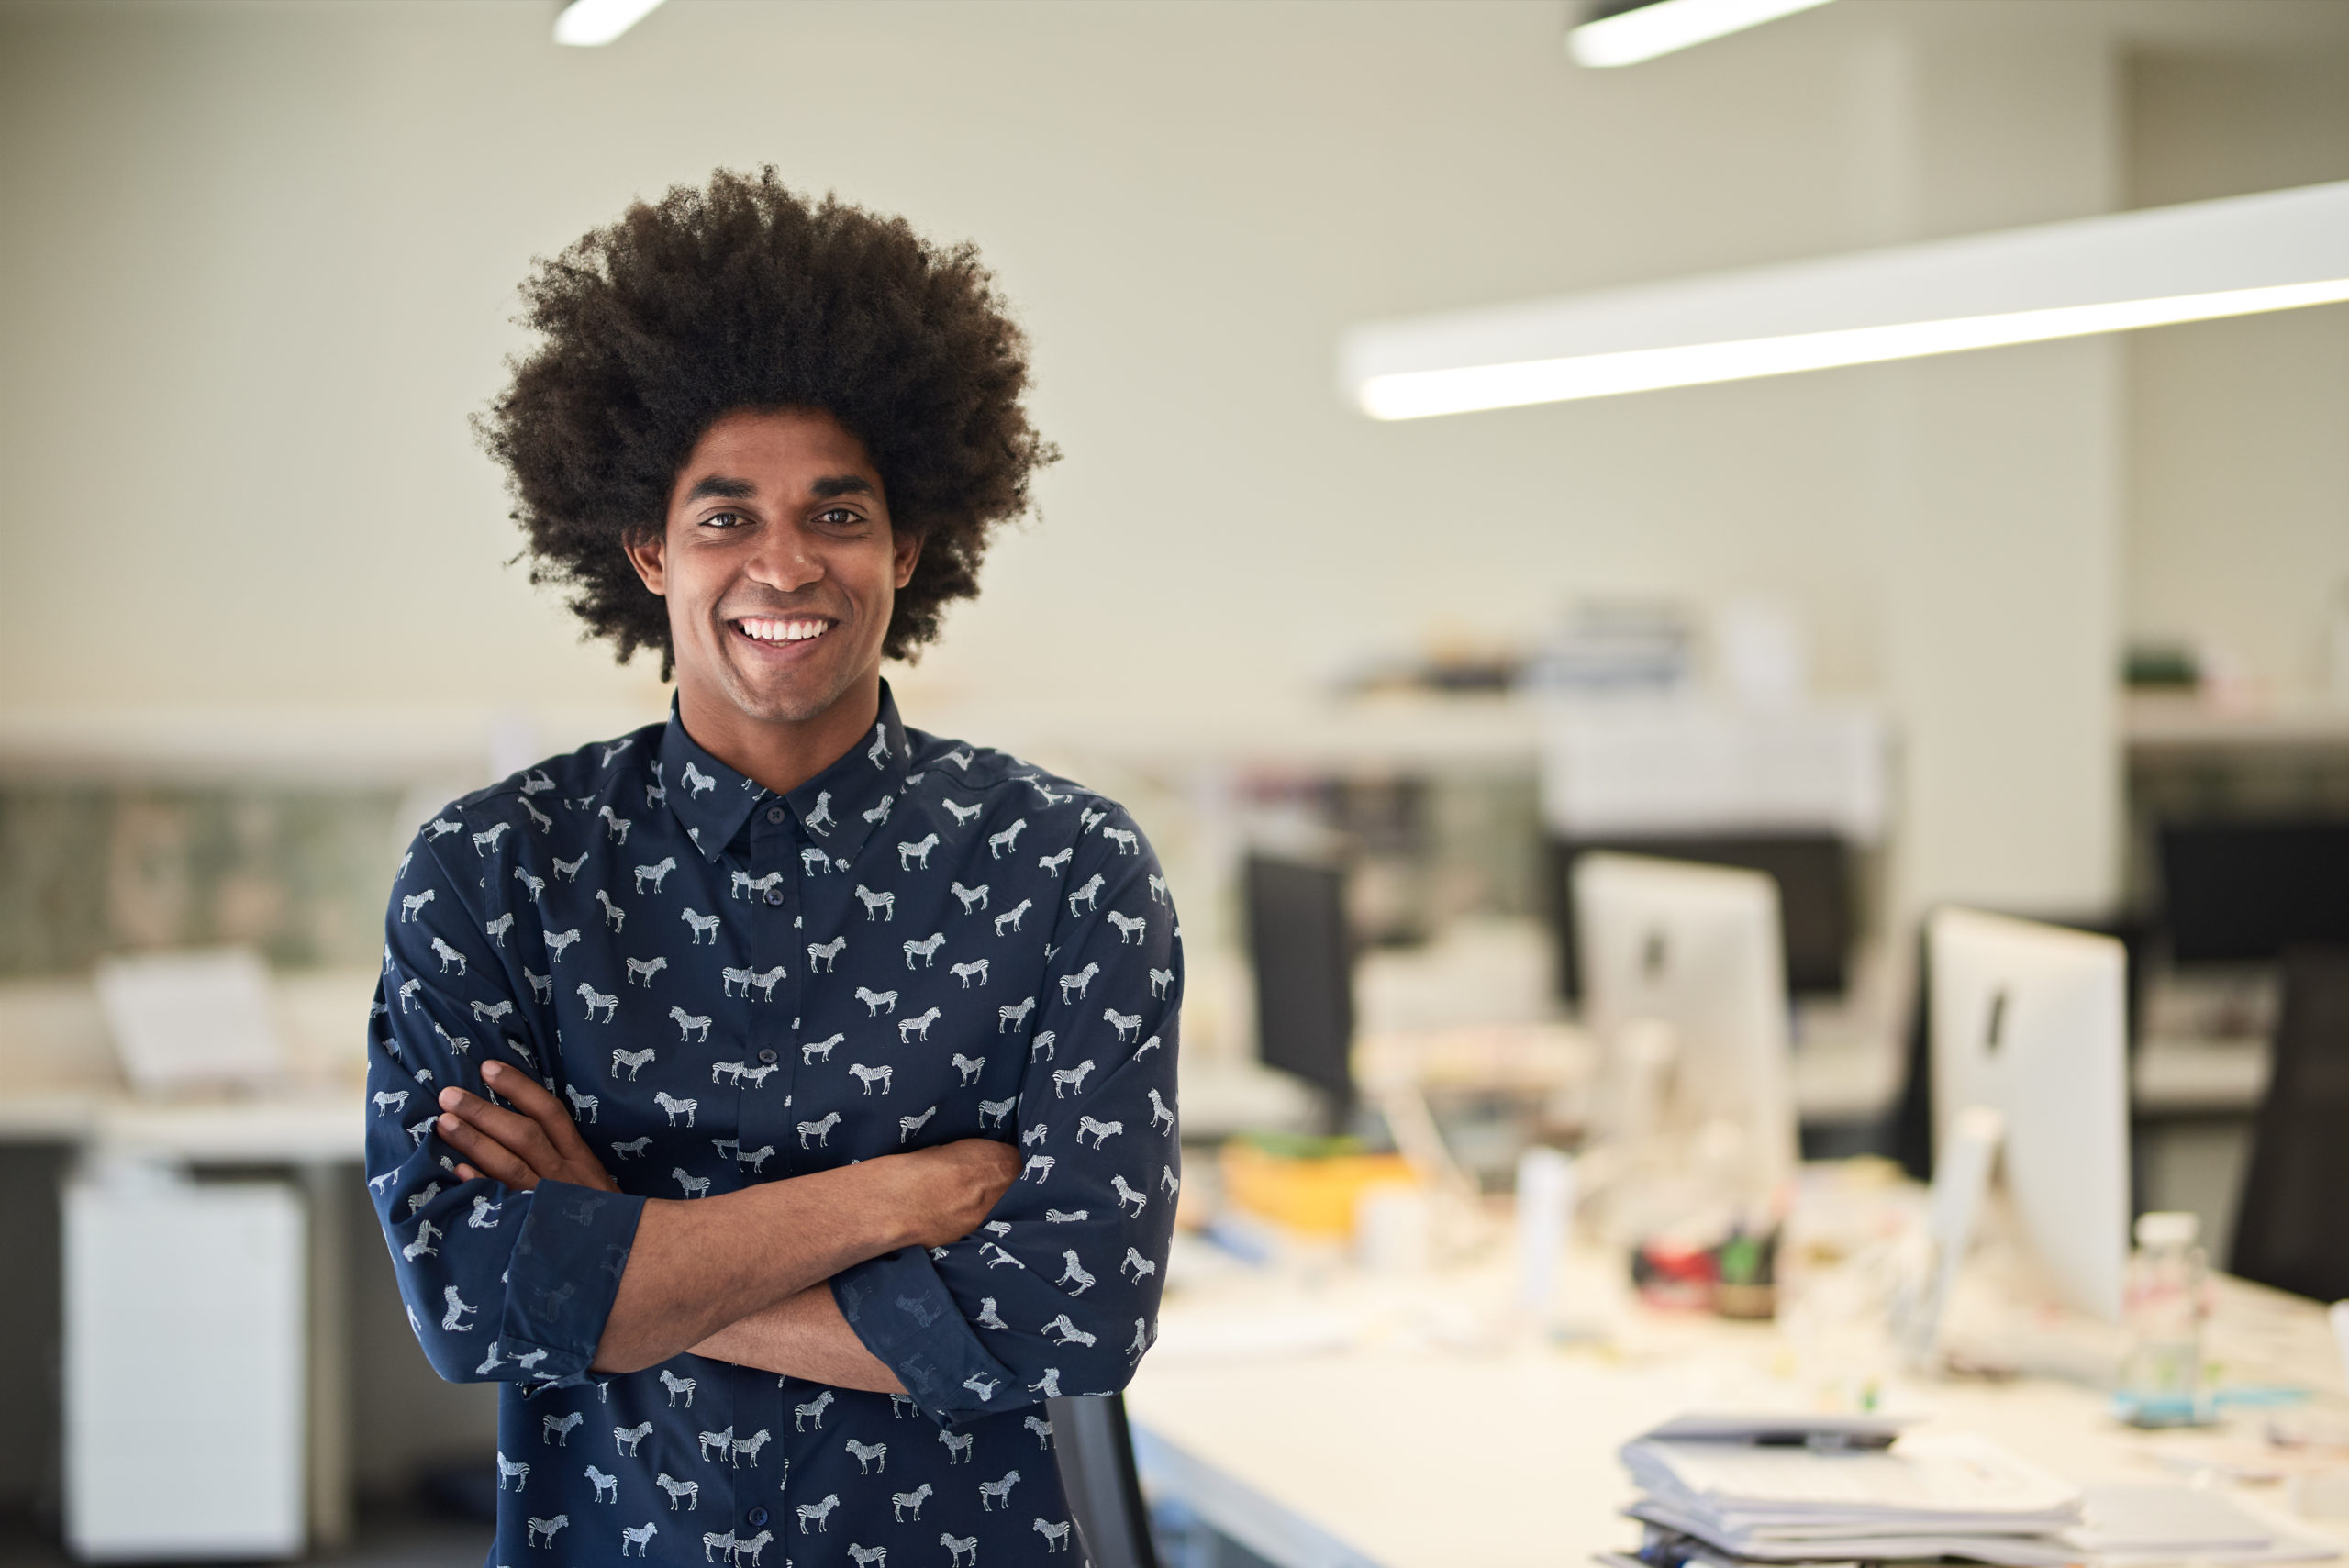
[363,171,1181,1566]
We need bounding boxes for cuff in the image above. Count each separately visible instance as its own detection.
[499,1180,645,1387]
[833,1247,1016,1426]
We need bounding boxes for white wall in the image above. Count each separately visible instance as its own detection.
[0,0,1906,726]
[1872,32,2124,920]
[2123,48,2349,700]
[2,0,2344,914]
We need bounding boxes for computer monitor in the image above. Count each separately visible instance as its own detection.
[1547,833,1852,999]
[1242,854,1355,1129]
[1571,853,1798,1199]
[2158,821,2349,964]
[1927,907,2130,1321]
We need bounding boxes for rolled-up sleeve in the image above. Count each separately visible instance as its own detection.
[833,805,1179,1424]
[366,818,644,1387]
[832,1243,1014,1421]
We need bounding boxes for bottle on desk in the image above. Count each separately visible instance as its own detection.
[2118,1210,2212,1427]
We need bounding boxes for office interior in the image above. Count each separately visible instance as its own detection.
[3,0,2349,1562]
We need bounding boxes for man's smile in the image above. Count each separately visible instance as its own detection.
[730,615,836,647]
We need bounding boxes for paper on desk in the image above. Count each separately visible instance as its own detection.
[1625,1502,2083,1566]
[1640,1412,1918,1447]
[2066,1485,2340,1565]
[1622,1478,2338,1568]
[1621,1432,2083,1528]
[95,947,286,1095]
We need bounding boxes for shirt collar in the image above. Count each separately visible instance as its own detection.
[657,683,913,863]
[784,680,913,867]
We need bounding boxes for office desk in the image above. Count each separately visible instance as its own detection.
[1125,1238,2349,1568]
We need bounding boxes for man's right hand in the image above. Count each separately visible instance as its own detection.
[435,1061,618,1195]
[870,1138,1021,1250]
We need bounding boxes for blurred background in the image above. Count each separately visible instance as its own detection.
[2,0,2347,1562]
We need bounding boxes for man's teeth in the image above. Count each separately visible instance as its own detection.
[737,618,829,643]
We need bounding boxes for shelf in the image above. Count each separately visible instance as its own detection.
[2123,694,2349,751]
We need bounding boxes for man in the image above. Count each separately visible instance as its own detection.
[366,171,1180,1566]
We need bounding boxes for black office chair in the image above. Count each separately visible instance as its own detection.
[2231,944,2349,1301]
[1048,1393,1163,1568]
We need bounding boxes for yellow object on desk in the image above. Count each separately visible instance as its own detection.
[1218,1135,1417,1238]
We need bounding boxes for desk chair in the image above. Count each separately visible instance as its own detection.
[2230,944,2349,1301]
[1048,1393,1163,1568]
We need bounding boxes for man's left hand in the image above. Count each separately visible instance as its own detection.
[435,1062,618,1194]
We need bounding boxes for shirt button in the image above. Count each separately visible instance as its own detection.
[748,1507,770,1528]
[766,806,787,825]
[764,888,785,906]
[758,1049,777,1065]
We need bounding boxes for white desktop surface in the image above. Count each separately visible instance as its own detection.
[0,1076,363,1162]
[2134,1036,2272,1116]
[1125,1240,2349,1568]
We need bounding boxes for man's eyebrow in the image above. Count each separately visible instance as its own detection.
[684,474,758,502]
[810,475,875,500]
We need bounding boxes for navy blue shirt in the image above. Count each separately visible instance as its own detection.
[365,684,1181,1565]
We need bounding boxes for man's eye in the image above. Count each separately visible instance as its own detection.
[818,507,863,528]
[703,511,747,528]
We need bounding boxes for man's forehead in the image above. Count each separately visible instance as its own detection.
[674,408,884,505]
[680,471,874,504]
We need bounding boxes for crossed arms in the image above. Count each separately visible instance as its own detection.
[434,1061,1018,1384]
[369,806,1178,1418]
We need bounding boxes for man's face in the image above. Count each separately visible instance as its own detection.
[627,407,919,728]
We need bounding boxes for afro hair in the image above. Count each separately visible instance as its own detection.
[478,168,1056,676]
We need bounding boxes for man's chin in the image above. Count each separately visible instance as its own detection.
[718,664,860,728]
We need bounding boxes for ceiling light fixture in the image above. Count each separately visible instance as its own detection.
[1341,179,2349,420]
[554,0,667,48]
[1568,0,1840,69]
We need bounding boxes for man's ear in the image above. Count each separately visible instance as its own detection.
[892,528,923,591]
[624,528,668,595]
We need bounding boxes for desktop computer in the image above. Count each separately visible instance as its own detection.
[2157,821,2349,964]
[1927,907,2131,1321]
[1547,833,1853,1001]
[1571,853,1799,1203]
[1242,853,1357,1131]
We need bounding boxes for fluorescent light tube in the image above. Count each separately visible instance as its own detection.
[1341,179,2349,419]
[1359,278,2349,419]
[1569,0,1840,69]
[554,0,667,47]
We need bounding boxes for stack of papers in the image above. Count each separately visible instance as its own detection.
[1620,1429,2085,1566]
[1608,1417,2339,1568]
[2067,1486,2338,1567]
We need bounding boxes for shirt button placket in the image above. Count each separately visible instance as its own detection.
[738,808,795,1181]
[740,804,796,1501]
[756,807,803,1173]
[785,824,810,1081]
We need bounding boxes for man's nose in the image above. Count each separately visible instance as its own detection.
[745,524,821,592]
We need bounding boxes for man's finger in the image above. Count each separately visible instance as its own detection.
[482,1062,601,1164]
[436,1085,562,1175]
[437,1114,540,1191]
